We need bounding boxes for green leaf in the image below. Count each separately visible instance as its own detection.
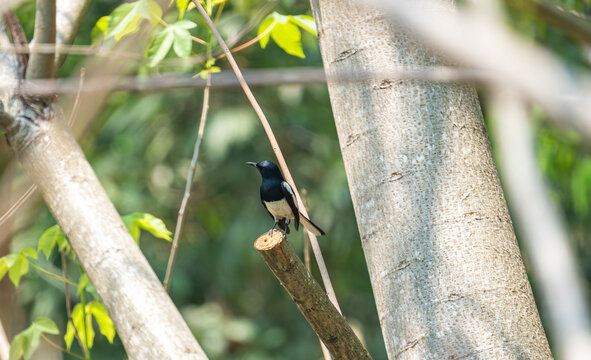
[257,17,275,49]
[3,254,17,268]
[88,301,116,343]
[147,27,175,67]
[65,301,113,350]
[289,15,317,36]
[77,273,90,295]
[92,16,109,43]
[65,303,95,350]
[175,20,197,30]
[272,12,289,24]
[172,26,192,57]
[572,159,591,216]
[123,213,172,242]
[32,318,59,335]
[9,330,25,360]
[141,0,163,25]
[271,20,305,58]
[20,247,37,260]
[136,213,172,241]
[106,2,142,41]
[38,225,67,259]
[9,318,58,360]
[9,254,29,287]
[0,259,8,280]
[106,0,162,41]
[177,0,190,19]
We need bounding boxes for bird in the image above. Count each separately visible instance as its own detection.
[247,160,325,236]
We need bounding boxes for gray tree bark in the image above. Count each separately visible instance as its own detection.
[0,3,208,359]
[310,0,552,359]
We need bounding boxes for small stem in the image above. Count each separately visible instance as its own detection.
[163,73,211,292]
[29,260,78,286]
[215,22,276,60]
[62,250,88,359]
[213,0,225,23]
[301,189,311,272]
[40,333,85,360]
[78,265,91,360]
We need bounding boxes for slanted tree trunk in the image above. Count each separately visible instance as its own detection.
[0,2,208,358]
[310,0,552,358]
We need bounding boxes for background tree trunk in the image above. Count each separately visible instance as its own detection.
[310,0,552,358]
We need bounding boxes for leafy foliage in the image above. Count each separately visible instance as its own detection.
[91,0,163,43]
[257,12,317,58]
[1,212,171,358]
[64,301,115,351]
[147,20,197,67]
[0,247,37,287]
[9,318,59,360]
[38,225,69,260]
[122,212,173,243]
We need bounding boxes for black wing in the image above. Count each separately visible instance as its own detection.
[281,181,300,231]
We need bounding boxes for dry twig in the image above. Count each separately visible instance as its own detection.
[163,74,211,292]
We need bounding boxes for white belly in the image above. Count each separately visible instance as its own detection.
[265,199,294,218]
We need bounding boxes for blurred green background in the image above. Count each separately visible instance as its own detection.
[2,0,591,359]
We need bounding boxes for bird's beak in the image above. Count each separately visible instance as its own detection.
[245,162,258,168]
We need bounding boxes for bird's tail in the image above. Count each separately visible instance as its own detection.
[299,214,325,236]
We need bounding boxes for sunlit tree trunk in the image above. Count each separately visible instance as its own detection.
[0,1,208,358]
[310,0,552,358]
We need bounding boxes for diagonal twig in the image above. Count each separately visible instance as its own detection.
[163,73,211,292]
[190,0,343,317]
[2,9,28,77]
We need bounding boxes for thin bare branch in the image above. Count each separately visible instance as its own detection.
[55,0,92,70]
[67,67,85,126]
[191,0,343,314]
[2,9,28,77]
[215,21,276,60]
[491,91,591,360]
[163,73,211,292]
[0,184,36,228]
[40,333,84,360]
[27,0,56,79]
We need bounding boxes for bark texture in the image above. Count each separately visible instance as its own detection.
[310,0,552,359]
[1,104,208,360]
[0,13,208,359]
[255,230,372,360]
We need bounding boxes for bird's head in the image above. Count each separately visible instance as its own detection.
[246,160,283,179]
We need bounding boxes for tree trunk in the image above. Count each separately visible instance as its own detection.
[0,15,208,360]
[310,0,552,359]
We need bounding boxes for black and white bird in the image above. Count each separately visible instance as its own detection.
[247,160,325,236]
